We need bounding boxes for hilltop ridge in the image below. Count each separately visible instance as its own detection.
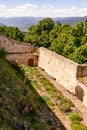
[0,16,87,31]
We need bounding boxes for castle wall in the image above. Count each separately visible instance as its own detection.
[38,47,79,93]
[0,35,34,53]
[1,34,87,106]
[38,47,87,102]
[6,53,38,66]
[0,35,38,66]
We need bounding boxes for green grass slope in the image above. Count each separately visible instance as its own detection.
[0,58,52,130]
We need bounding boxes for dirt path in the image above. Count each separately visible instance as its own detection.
[33,72,71,130]
[23,66,67,130]
[23,65,87,129]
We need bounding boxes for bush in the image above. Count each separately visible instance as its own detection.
[69,113,82,124]
[59,103,71,112]
[0,48,6,58]
[57,95,74,112]
[72,124,87,130]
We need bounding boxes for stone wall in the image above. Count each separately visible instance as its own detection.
[77,65,87,77]
[0,35,38,66]
[38,47,87,106]
[6,53,38,66]
[1,35,87,106]
[38,47,79,92]
[0,35,34,53]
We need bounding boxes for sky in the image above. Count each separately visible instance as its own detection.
[0,0,87,17]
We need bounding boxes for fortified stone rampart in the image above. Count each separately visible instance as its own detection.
[38,47,87,106]
[38,47,78,92]
[0,35,34,53]
[0,35,38,66]
[0,35,87,106]
[6,53,38,66]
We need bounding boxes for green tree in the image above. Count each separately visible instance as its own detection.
[68,43,87,64]
[0,26,24,42]
[49,21,61,43]
[49,24,71,55]
[24,18,87,64]
[49,33,68,55]
[63,36,76,56]
[71,22,84,37]
[24,18,54,47]
[0,48,6,59]
[38,18,54,32]
[84,19,87,33]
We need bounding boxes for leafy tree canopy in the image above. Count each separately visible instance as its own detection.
[24,18,87,64]
[0,26,24,42]
[1,18,87,64]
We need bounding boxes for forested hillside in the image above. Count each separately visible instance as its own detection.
[0,18,87,64]
[24,18,87,64]
[0,26,24,42]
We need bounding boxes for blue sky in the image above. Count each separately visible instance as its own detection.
[0,0,87,17]
[0,0,87,8]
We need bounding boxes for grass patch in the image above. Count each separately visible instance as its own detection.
[69,112,82,124]
[30,80,42,90]
[69,113,87,130]
[57,95,74,112]
[41,96,54,108]
[0,59,53,130]
[21,66,75,113]
[26,114,50,130]
[0,124,12,130]
[72,123,87,130]
[0,47,6,59]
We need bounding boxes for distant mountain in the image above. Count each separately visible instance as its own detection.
[0,17,43,31]
[0,16,87,31]
[0,23,5,26]
[54,16,87,25]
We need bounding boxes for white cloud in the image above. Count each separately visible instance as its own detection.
[0,3,87,17]
[42,5,54,10]
[0,4,6,9]
[16,4,37,9]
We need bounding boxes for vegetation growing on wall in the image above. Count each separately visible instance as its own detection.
[20,65,87,129]
[21,65,75,112]
[69,113,87,130]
